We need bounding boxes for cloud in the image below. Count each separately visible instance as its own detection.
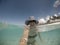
[53,0,60,8]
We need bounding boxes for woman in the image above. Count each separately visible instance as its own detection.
[25,16,39,45]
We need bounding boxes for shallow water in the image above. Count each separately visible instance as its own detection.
[0,24,60,45]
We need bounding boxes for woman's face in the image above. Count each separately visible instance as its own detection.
[29,22,36,26]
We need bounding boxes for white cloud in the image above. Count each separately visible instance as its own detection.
[38,18,46,24]
[53,0,60,8]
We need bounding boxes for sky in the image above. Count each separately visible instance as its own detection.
[0,0,60,25]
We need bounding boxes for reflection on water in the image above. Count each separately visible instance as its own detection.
[0,24,60,45]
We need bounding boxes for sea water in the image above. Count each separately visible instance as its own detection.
[0,24,60,45]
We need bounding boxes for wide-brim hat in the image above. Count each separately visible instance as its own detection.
[29,16,35,20]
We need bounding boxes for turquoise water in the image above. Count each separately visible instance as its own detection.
[0,24,60,45]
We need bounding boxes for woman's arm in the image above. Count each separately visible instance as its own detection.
[19,25,29,45]
[38,32,43,42]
